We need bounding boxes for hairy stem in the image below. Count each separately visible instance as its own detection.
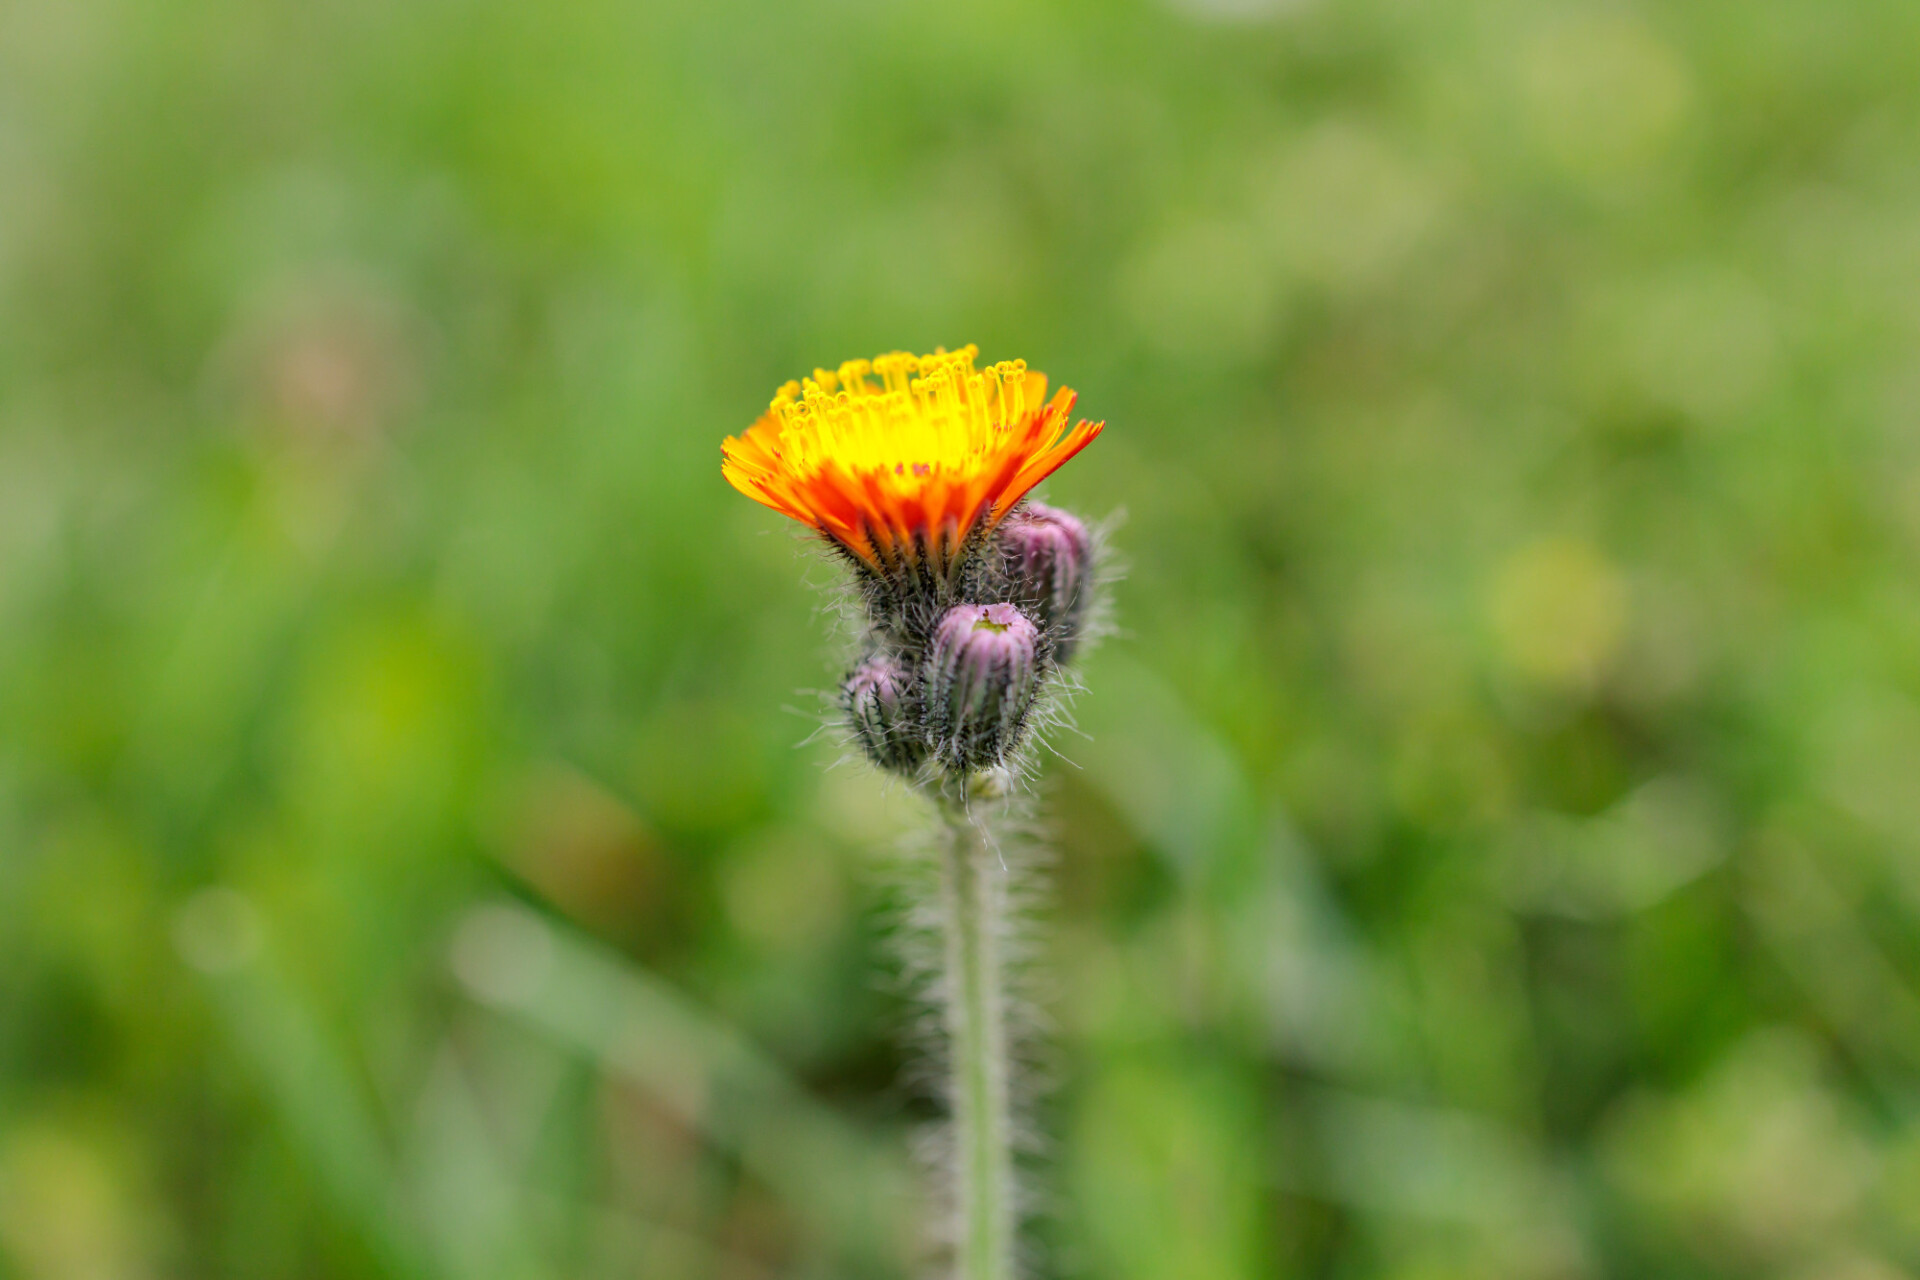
[935,792,1015,1280]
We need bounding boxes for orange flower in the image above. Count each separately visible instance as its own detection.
[722,346,1103,578]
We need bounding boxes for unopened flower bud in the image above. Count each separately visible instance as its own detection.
[926,603,1042,770]
[844,656,924,774]
[1002,502,1092,659]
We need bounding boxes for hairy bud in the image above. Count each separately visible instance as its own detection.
[925,603,1043,770]
[844,655,924,774]
[1002,502,1093,660]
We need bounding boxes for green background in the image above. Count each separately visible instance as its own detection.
[5,0,1920,1276]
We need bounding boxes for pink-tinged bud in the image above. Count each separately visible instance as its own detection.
[1001,502,1092,659]
[844,656,924,774]
[926,602,1042,770]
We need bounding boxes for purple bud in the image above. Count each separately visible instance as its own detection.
[844,656,924,774]
[1001,502,1092,659]
[925,602,1043,770]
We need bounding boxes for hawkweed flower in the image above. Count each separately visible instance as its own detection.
[723,346,1101,600]
[725,346,1107,1280]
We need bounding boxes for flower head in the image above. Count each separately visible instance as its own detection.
[722,346,1103,578]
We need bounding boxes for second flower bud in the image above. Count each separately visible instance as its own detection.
[925,602,1044,771]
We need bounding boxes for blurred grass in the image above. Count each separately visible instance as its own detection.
[5,0,1920,1277]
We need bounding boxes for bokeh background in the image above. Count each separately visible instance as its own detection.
[5,0,1920,1276]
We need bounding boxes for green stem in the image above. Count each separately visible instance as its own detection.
[936,792,1015,1280]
